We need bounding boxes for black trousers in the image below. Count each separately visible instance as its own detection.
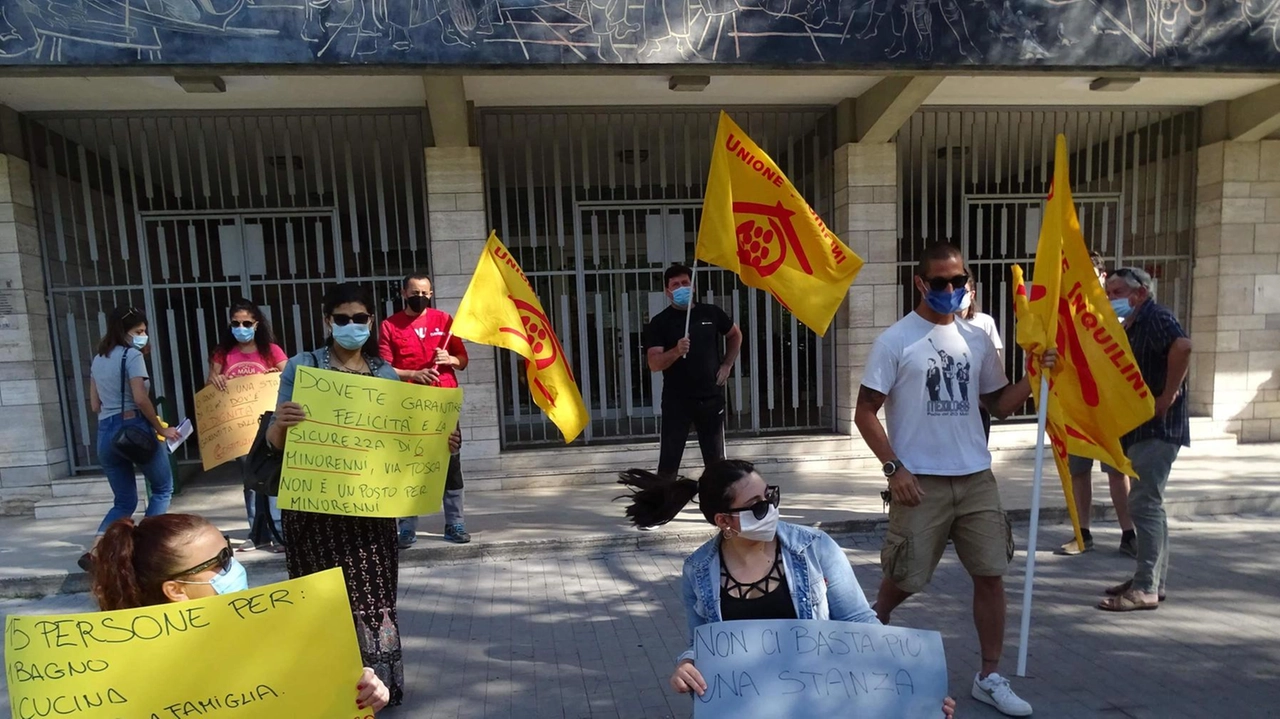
[657,394,726,479]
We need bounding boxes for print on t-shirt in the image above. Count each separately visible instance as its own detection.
[924,338,972,414]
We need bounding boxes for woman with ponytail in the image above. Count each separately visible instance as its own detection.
[618,460,955,717]
[91,514,391,714]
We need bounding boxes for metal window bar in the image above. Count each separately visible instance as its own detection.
[26,110,430,473]
[480,108,839,447]
[896,107,1198,419]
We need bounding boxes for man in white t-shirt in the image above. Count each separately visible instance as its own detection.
[855,242,1055,718]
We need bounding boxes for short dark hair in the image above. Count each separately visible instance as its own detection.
[96,306,147,357]
[663,263,693,288]
[402,272,431,291]
[1089,252,1106,274]
[616,459,758,528]
[915,242,963,277]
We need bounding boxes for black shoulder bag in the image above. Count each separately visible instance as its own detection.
[244,350,323,497]
[111,348,160,465]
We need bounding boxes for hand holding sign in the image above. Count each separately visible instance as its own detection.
[3,569,368,719]
[690,619,949,719]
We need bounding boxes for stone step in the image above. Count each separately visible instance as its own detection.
[34,478,149,521]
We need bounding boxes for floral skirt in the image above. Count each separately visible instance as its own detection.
[283,509,404,706]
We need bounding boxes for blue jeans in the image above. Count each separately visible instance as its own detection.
[96,414,174,534]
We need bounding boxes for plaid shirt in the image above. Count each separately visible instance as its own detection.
[1122,298,1190,450]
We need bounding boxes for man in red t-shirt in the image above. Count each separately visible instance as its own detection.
[379,273,470,547]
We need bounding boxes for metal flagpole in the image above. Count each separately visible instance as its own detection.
[681,259,697,357]
[1016,372,1052,677]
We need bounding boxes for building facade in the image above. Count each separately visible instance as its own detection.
[1,1,1278,512]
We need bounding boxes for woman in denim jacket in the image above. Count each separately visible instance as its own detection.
[619,459,954,716]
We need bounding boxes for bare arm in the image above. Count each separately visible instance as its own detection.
[853,386,896,464]
[130,377,166,432]
[980,376,1032,421]
[207,360,224,385]
[722,325,743,369]
[647,344,687,373]
[1156,337,1192,416]
[89,379,101,415]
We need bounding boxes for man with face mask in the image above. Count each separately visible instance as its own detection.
[1096,266,1191,612]
[643,263,743,481]
[1059,252,1137,558]
[855,242,1056,717]
[379,272,471,547]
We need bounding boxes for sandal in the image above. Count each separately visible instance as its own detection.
[1105,579,1166,602]
[1097,589,1159,612]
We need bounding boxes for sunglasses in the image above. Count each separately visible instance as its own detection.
[726,485,781,521]
[169,538,233,579]
[330,312,372,326]
[230,320,258,329]
[924,274,970,292]
[121,307,144,321]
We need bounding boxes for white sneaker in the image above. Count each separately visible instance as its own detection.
[972,672,1033,716]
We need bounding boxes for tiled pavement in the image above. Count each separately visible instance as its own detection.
[4,515,1280,718]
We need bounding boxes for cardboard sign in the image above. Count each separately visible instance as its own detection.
[3,569,369,719]
[278,366,462,519]
[692,620,948,719]
[194,374,281,471]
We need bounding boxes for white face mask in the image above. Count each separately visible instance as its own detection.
[959,292,973,312]
[736,504,780,542]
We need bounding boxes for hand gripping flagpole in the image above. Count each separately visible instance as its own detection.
[681,259,697,359]
[1016,371,1051,678]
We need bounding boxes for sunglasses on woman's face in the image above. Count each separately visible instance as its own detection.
[726,485,781,520]
[330,312,372,326]
[924,274,970,292]
[230,320,257,329]
[169,538,233,579]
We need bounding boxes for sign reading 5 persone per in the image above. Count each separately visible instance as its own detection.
[3,569,367,719]
[278,366,463,519]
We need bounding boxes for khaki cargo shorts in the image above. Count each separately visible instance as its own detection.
[880,469,1014,594]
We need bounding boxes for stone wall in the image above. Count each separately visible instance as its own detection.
[424,147,502,472]
[832,142,900,441]
[0,153,68,512]
[1192,140,1280,442]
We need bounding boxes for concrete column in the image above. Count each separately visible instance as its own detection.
[0,152,68,513]
[1191,140,1280,442]
[832,143,899,438]
[424,146,501,471]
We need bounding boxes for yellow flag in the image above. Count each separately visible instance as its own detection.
[452,232,589,443]
[696,111,863,336]
[1013,134,1156,548]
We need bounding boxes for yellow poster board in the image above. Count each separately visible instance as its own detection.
[3,569,369,719]
[194,374,281,471]
[278,366,462,519]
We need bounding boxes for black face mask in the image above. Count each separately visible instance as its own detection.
[406,295,430,313]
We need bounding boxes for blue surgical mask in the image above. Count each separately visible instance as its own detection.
[332,323,371,350]
[231,326,256,344]
[925,288,968,315]
[176,557,249,595]
[1110,297,1133,319]
[671,286,693,308]
[131,334,149,351]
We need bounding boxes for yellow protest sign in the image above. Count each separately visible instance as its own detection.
[278,366,462,518]
[3,569,368,719]
[194,374,281,471]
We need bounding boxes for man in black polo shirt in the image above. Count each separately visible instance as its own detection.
[643,263,743,480]
[1097,266,1192,612]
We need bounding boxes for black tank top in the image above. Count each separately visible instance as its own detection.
[719,542,798,621]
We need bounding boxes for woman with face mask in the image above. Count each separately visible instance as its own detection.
[207,299,290,554]
[262,282,405,707]
[90,514,390,713]
[82,306,179,572]
[618,460,955,716]
[958,277,1004,442]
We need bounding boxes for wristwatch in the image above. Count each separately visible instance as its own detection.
[882,459,902,478]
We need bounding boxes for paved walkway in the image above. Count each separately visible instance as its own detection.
[2,441,1278,597]
[3,515,1279,718]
